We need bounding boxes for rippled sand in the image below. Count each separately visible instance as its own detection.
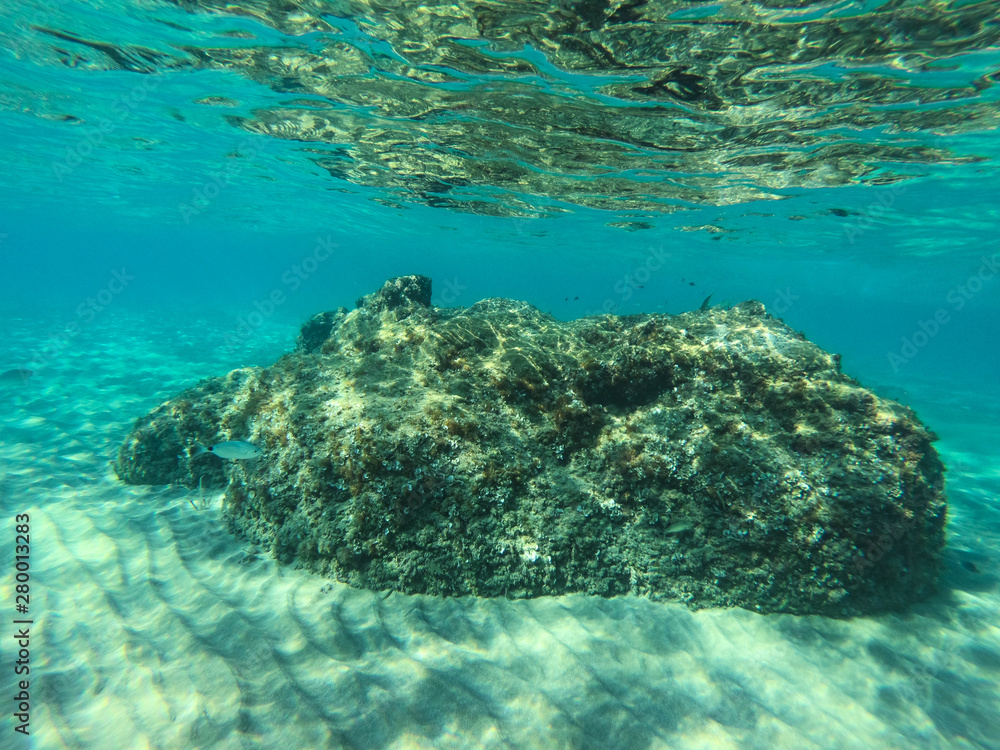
[2,312,998,749]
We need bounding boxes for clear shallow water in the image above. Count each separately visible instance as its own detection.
[1,1,999,748]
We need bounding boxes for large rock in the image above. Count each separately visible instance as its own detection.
[115,276,947,616]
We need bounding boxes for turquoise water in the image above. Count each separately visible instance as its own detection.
[2,1,999,747]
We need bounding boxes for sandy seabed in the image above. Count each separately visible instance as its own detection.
[1,310,998,750]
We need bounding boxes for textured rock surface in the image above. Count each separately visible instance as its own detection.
[116,276,947,616]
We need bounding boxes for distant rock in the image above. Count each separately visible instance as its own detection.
[115,276,947,616]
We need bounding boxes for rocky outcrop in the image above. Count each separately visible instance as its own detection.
[115,276,947,616]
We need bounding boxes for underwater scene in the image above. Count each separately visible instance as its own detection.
[1,0,999,748]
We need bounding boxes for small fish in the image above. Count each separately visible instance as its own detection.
[666,519,694,534]
[190,441,262,460]
[699,294,713,311]
[0,368,33,384]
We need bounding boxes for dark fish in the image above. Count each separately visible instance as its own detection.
[962,560,980,573]
[0,368,33,384]
[699,294,713,311]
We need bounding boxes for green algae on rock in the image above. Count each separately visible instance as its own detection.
[115,276,947,616]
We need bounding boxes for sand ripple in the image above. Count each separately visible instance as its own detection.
[1,316,998,749]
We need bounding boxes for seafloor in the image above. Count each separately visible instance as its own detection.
[1,309,997,749]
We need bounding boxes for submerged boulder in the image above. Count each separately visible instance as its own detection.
[115,276,947,616]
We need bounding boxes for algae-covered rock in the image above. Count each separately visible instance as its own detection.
[115,276,947,616]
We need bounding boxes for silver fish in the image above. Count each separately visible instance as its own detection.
[665,519,694,534]
[191,441,262,460]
